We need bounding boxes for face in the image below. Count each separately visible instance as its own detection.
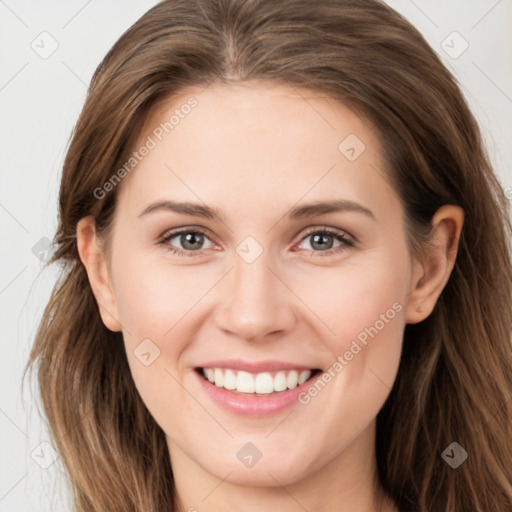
[95,82,417,487]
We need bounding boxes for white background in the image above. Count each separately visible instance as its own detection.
[1,1,511,510]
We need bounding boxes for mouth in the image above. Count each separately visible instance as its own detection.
[193,359,324,416]
[195,367,322,395]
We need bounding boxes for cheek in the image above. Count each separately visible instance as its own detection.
[330,265,406,354]
[113,252,209,344]
[112,258,209,433]
[294,246,410,349]
[291,245,410,416]
[110,250,206,392]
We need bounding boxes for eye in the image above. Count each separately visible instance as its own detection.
[159,227,216,256]
[295,226,354,256]
[158,225,354,257]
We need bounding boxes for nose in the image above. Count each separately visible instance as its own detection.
[214,250,297,342]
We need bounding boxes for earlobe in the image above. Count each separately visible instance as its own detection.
[76,216,122,332]
[405,205,464,324]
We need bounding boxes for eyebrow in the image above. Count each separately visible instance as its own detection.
[288,199,374,220]
[138,199,374,221]
[138,200,224,220]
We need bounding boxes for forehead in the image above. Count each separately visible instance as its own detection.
[116,81,398,222]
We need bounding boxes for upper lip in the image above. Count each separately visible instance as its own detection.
[197,359,318,373]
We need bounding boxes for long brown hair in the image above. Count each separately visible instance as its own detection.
[25,0,512,510]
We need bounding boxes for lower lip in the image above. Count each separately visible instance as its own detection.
[195,370,321,417]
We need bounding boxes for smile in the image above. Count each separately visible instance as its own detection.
[194,361,323,416]
[200,367,319,394]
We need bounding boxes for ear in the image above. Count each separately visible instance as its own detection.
[405,205,464,324]
[76,216,122,332]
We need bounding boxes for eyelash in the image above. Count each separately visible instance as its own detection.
[295,226,355,256]
[158,225,355,258]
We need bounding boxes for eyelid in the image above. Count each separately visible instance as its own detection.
[159,225,212,242]
[158,224,355,256]
[295,225,354,244]
[158,226,218,254]
[291,225,355,256]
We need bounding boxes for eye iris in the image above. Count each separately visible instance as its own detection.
[181,232,204,250]
[311,233,333,251]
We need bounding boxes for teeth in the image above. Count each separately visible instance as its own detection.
[237,371,255,393]
[274,372,288,392]
[255,373,274,394]
[214,368,224,387]
[287,370,298,389]
[223,369,237,390]
[201,368,313,394]
[298,370,311,385]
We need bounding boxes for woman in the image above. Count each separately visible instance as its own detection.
[25,0,512,510]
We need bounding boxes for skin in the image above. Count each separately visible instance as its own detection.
[77,81,464,512]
